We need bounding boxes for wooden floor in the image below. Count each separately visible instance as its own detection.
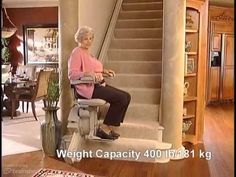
[2,103,234,177]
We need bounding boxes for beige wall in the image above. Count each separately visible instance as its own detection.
[79,0,117,57]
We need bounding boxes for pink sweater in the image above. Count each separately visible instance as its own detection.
[68,47,103,99]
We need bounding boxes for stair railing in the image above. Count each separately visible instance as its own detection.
[98,0,123,63]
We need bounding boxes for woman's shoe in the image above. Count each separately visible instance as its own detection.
[109,130,120,139]
[96,128,115,140]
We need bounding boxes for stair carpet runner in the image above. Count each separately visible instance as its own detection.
[64,0,172,163]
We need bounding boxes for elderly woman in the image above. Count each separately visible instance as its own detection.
[68,26,131,140]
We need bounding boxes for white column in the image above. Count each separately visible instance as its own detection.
[59,0,78,135]
[161,0,186,159]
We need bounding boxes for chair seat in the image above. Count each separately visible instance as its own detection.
[77,99,106,106]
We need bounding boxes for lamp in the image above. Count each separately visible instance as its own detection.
[1,6,17,38]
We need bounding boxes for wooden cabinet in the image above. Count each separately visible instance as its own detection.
[222,67,234,99]
[224,34,234,66]
[183,0,208,144]
[207,6,234,104]
[208,67,220,101]
[212,33,221,51]
[222,34,234,100]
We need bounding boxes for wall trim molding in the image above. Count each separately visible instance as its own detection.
[211,11,234,21]
[3,0,59,8]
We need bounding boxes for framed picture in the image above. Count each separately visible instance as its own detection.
[187,58,195,74]
[23,24,58,65]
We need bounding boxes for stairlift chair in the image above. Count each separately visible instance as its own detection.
[67,75,112,141]
[61,74,114,164]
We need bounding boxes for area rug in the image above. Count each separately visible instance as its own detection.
[2,101,46,156]
[32,168,102,177]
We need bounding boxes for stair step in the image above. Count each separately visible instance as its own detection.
[106,73,161,88]
[116,19,162,28]
[114,28,162,38]
[110,38,162,49]
[118,120,163,141]
[125,103,160,121]
[95,118,163,141]
[104,61,162,74]
[120,87,161,104]
[108,49,162,61]
[63,134,171,163]
[119,10,163,19]
[99,91,160,120]
[123,0,163,3]
[122,2,163,11]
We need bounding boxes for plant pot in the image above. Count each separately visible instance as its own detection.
[41,107,62,156]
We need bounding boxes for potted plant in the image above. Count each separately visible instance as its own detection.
[41,71,62,156]
[1,38,11,65]
[1,38,12,83]
[43,72,60,108]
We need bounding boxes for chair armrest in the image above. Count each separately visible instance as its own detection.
[70,76,95,85]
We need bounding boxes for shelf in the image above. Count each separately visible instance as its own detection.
[186,52,197,55]
[186,29,198,33]
[183,114,195,119]
[184,73,197,77]
[182,134,196,144]
[183,0,207,143]
[184,96,197,102]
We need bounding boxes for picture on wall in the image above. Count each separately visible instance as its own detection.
[187,58,195,74]
[23,24,58,65]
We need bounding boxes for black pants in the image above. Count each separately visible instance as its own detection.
[92,84,131,126]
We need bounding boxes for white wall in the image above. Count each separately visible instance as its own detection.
[79,0,117,57]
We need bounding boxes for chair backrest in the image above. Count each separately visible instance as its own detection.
[34,70,52,100]
[16,65,36,80]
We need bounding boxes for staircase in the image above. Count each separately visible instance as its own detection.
[105,0,164,139]
[64,0,172,163]
[104,0,172,162]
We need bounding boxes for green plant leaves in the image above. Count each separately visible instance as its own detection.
[44,72,60,108]
[1,38,11,64]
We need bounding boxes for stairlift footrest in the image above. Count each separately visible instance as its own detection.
[85,135,114,142]
[86,135,102,140]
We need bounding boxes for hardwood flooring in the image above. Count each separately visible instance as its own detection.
[203,103,234,177]
[2,103,234,177]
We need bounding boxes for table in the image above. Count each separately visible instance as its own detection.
[2,78,36,119]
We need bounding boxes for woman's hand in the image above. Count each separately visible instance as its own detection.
[103,69,115,77]
[94,73,104,83]
[84,72,103,82]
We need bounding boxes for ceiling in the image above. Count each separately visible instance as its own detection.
[2,0,234,8]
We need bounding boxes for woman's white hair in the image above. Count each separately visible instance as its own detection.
[74,26,94,43]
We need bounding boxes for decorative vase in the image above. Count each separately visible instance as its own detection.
[183,82,190,97]
[185,41,192,52]
[182,120,192,136]
[186,12,194,28]
[41,107,62,156]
